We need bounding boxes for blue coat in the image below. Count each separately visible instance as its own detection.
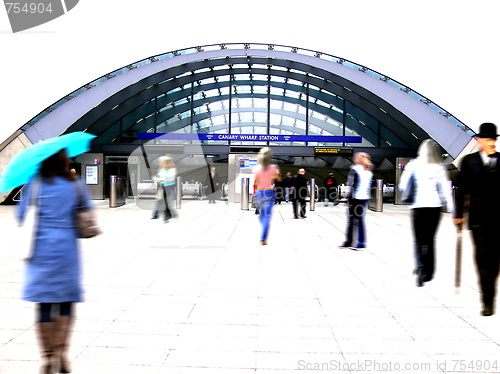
[16,177,93,303]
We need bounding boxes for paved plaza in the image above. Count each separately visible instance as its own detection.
[1,198,500,373]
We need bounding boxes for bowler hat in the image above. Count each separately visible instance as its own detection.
[477,122,499,138]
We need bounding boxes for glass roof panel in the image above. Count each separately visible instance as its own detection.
[271,87,284,96]
[270,100,282,110]
[285,90,300,99]
[238,98,253,108]
[253,98,267,107]
[253,86,267,94]
[238,85,252,94]
[270,76,286,84]
[204,89,220,98]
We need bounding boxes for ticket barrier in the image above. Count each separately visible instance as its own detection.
[181,181,203,199]
[137,181,157,199]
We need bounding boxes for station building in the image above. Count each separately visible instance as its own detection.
[0,43,478,203]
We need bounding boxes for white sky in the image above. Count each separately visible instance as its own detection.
[0,0,499,143]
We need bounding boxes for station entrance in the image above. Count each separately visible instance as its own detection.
[79,142,418,205]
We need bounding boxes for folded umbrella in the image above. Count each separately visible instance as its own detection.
[455,222,463,294]
[0,132,96,193]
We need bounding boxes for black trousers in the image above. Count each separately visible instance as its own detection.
[293,198,306,218]
[471,223,500,307]
[411,207,441,281]
[326,188,338,202]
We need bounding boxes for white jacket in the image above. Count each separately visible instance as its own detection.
[398,159,454,212]
[348,164,373,200]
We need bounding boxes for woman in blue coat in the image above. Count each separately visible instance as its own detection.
[16,149,93,374]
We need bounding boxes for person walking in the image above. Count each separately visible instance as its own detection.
[284,171,293,203]
[454,122,500,316]
[292,168,308,219]
[253,147,282,245]
[324,172,339,206]
[340,152,373,250]
[204,166,220,203]
[152,156,177,222]
[399,139,454,287]
[16,149,94,374]
[274,172,285,204]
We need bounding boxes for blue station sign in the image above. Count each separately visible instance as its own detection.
[138,133,362,143]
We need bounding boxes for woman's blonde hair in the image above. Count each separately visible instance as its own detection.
[354,152,373,171]
[417,139,442,164]
[159,155,175,169]
[258,147,273,169]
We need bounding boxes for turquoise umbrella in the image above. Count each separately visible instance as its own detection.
[0,132,96,193]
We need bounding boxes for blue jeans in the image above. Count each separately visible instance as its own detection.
[255,190,275,241]
[153,185,177,220]
[346,199,368,246]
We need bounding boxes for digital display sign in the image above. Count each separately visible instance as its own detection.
[239,158,258,169]
[314,147,353,155]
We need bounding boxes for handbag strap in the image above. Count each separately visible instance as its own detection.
[74,180,85,210]
[25,179,41,262]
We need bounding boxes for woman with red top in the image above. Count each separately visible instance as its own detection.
[253,147,282,245]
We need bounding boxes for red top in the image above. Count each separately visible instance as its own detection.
[254,164,278,189]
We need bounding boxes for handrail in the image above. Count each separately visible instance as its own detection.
[19,43,475,137]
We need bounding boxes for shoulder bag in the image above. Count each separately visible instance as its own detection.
[75,181,102,238]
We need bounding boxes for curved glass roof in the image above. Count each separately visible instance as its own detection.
[19,43,475,156]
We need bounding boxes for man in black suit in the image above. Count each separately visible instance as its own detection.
[292,168,308,219]
[204,166,220,203]
[455,122,500,316]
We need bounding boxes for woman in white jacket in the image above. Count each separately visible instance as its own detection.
[340,152,373,250]
[399,139,454,287]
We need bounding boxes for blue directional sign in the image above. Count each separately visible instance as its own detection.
[138,133,362,143]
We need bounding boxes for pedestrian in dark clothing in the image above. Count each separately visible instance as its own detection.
[455,122,500,316]
[324,172,339,206]
[292,168,308,219]
[284,171,294,203]
[204,166,220,203]
[274,173,284,204]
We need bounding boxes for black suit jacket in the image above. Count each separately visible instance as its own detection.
[292,174,308,200]
[455,151,500,228]
[205,172,220,193]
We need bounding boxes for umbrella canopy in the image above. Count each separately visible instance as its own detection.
[0,132,96,193]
